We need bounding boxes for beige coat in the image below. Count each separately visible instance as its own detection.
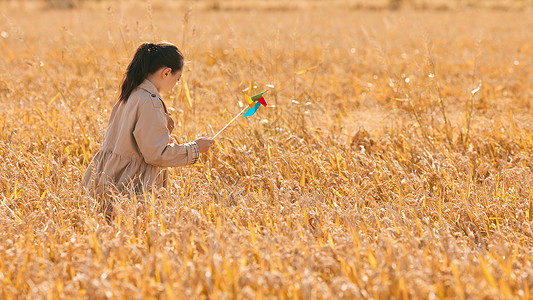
[82,79,199,196]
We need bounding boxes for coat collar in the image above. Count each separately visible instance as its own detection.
[138,79,160,98]
[137,79,168,113]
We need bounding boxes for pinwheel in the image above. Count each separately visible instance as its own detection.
[213,90,268,138]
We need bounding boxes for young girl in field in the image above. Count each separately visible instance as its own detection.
[83,42,214,199]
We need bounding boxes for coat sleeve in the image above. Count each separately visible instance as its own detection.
[133,97,199,167]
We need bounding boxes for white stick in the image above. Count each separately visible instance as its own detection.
[213,107,248,139]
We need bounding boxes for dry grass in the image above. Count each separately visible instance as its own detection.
[1,1,533,299]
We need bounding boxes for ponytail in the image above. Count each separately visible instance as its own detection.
[119,42,184,102]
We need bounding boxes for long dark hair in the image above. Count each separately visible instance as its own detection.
[119,42,184,102]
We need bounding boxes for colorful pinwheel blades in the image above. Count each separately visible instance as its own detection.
[244,90,268,117]
[213,89,270,138]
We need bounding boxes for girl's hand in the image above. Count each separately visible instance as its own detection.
[195,137,215,153]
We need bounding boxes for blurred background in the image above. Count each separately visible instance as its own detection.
[2,0,533,10]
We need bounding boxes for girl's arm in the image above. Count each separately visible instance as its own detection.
[133,98,199,167]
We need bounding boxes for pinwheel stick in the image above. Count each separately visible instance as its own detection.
[213,106,248,139]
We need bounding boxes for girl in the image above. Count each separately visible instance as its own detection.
[83,42,214,198]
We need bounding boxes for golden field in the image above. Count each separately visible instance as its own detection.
[1,1,533,298]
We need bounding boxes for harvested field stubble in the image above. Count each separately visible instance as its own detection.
[0,2,533,299]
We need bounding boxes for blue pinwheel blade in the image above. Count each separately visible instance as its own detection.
[244,102,261,117]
